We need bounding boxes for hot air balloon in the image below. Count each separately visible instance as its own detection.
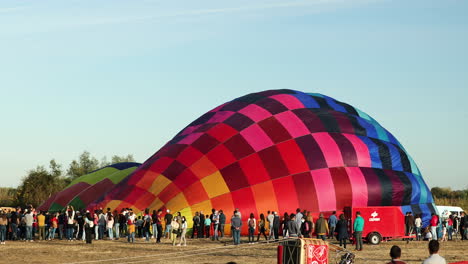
[88,90,436,232]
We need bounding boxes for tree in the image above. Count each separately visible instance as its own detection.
[0,187,16,207]
[111,154,135,164]
[15,161,68,207]
[66,151,100,180]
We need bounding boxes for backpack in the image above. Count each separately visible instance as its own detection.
[249,219,255,228]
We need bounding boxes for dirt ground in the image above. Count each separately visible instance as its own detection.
[0,237,466,264]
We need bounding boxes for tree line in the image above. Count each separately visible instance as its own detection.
[431,187,468,211]
[0,151,135,208]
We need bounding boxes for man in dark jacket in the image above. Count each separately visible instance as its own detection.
[198,211,205,238]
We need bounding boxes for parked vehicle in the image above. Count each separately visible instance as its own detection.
[344,206,415,245]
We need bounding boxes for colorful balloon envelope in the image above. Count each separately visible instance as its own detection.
[38,162,141,211]
[89,90,435,228]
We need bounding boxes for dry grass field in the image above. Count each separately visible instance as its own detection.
[0,237,466,264]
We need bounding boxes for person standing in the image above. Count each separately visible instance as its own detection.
[24,209,34,242]
[204,214,211,238]
[446,215,453,241]
[315,213,329,241]
[353,211,364,251]
[177,216,187,246]
[336,214,349,248]
[113,210,120,240]
[212,210,220,241]
[247,213,256,244]
[257,213,268,241]
[9,208,19,241]
[48,213,58,240]
[143,209,151,242]
[462,212,468,240]
[58,211,66,240]
[267,211,274,241]
[422,240,446,264]
[198,211,205,238]
[37,211,46,240]
[273,212,280,241]
[191,212,200,239]
[84,212,94,244]
[430,214,439,241]
[98,210,106,240]
[328,211,337,239]
[106,212,114,240]
[282,213,290,238]
[155,209,163,243]
[287,214,301,238]
[0,210,8,244]
[219,210,226,238]
[170,216,180,246]
[295,208,303,231]
[151,210,158,241]
[300,217,311,238]
[127,210,136,243]
[415,214,423,241]
[231,213,242,245]
[164,210,173,239]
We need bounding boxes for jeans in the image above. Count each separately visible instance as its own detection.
[0,225,6,242]
[128,231,135,243]
[10,223,17,240]
[220,224,225,238]
[94,225,99,239]
[144,226,150,241]
[115,223,120,239]
[248,227,255,242]
[58,224,64,239]
[431,226,437,240]
[107,228,114,239]
[233,228,241,245]
[212,224,219,240]
[152,224,158,240]
[99,225,105,239]
[48,227,56,240]
[26,226,33,241]
[329,226,335,238]
[447,226,453,240]
[415,227,421,241]
[354,231,363,250]
[66,227,74,240]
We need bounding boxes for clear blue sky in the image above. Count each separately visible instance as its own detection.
[1,0,467,190]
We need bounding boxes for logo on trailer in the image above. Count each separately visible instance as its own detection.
[369,211,381,222]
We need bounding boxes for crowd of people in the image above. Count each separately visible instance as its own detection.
[404,211,468,242]
[1,204,467,254]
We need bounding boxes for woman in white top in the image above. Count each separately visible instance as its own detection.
[415,215,422,241]
[177,216,187,246]
[106,212,114,240]
[247,213,256,244]
[66,206,75,241]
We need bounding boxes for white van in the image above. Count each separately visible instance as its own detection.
[436,205,464,218]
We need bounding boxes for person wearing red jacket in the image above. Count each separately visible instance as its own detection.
[430,214,439,240]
